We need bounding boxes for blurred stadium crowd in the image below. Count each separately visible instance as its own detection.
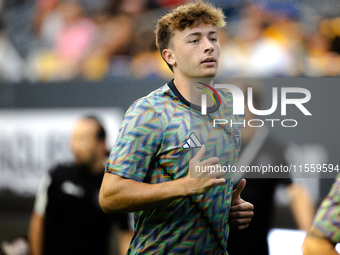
[0,0,340,83]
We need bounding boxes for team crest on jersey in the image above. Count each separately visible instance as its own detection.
[231,129,241,151]
[182,132,202,149]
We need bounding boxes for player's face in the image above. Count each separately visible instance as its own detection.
[169,23,220,79]
[70,119,100,165]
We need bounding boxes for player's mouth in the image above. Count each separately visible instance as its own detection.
[201,57,217,66]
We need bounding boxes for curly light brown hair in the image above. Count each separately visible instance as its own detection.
[155,1,226,71]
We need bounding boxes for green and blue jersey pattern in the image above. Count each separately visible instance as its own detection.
[106,80,243,254]
[313,174,340,243]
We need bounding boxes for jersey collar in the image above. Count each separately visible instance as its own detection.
[167,79,220,113]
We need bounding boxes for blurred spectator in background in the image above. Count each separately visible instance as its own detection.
[32,0,60,48]
[1,0,340,82]
[29,0,98,81]
[0,17,25,82]
[81,0,136,80]
[304,17,340,77]
[28,116,133,255]
[303,174,340,255]
[128,0,173,79]
[130,29,173,79]
[227,82,315,255]
[219,3,303,78]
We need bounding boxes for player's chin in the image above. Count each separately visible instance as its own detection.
[198,71,218,78]
[199,67,218,78]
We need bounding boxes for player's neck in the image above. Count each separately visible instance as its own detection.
[173,76,190,101]
[173,75,214,105]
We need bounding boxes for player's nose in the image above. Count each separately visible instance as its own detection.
[203,37,214,53]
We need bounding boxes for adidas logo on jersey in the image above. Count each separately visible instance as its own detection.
[182,133,202,149]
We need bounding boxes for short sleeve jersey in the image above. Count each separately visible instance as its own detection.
[313,174,340,243]
[106,80,243,254]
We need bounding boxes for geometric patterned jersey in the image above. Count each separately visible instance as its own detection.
[106,80,243,254]
[313,174,340,244]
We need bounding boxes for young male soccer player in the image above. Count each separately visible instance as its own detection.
[99,1,254,254]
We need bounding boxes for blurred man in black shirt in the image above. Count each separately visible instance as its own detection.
[28,116,132,255]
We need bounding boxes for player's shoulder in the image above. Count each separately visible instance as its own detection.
[125,83,172,115]
[213,88,234,113]
[215,88,233,102]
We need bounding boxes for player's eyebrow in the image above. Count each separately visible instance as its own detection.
[185,31,217,38]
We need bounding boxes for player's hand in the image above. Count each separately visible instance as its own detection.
[181,145,226,196]
[229,179,254,230]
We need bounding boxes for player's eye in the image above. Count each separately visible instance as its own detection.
[189,39,199,43]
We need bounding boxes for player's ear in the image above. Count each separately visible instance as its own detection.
[162,48,176,67]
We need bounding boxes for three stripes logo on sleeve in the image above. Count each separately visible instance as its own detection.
[182,133,202,149]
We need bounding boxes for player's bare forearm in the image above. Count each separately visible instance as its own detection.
[100,146,226,214]
[99,171,224,214]
[287,183,315,231]
[99,173,187,213]
[303,227,338,255]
